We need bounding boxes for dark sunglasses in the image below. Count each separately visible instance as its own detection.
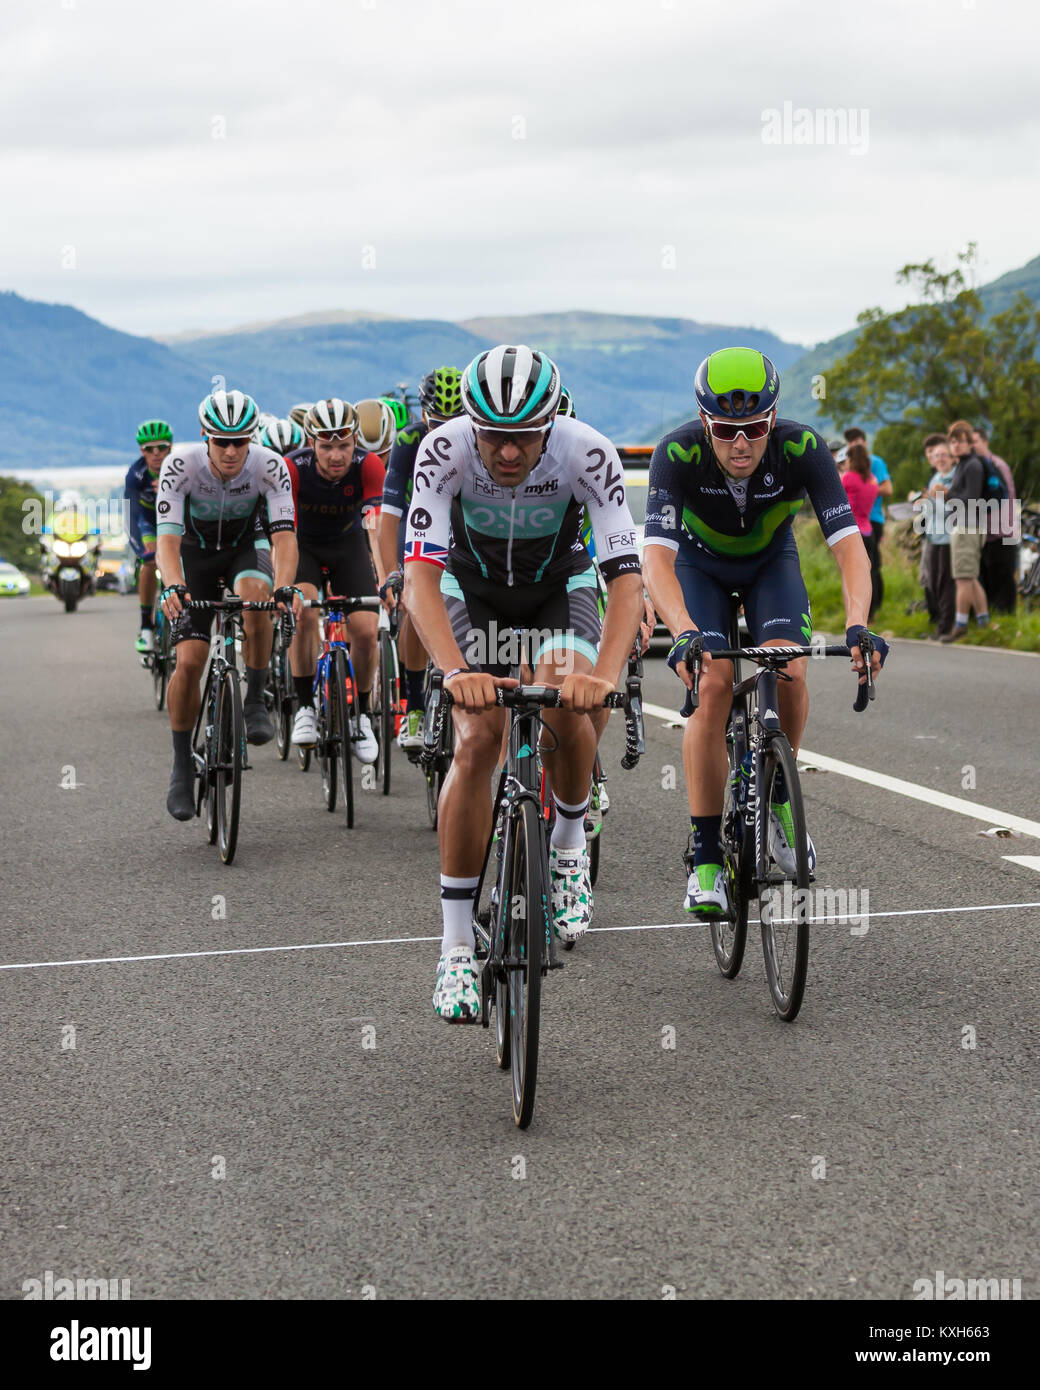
[472,424,552,448]
[209,436,252,450]
[141,443,171,454]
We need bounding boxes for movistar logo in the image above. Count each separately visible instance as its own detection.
[667,440,701,465]
[398,428,420,445]
[800,612,812,643]
[783,429,817,460]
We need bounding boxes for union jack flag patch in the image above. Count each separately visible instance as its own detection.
[404,539,448,566]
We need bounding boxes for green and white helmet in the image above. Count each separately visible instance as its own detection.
[198,389,259,437]
[136,419,173,447]
[260,418,305,455]
[461,345,561,430]
[557,387,577,419]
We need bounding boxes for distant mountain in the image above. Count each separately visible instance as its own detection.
[0,292,210,472]
[167,311,807,446]
[157,309,402,345]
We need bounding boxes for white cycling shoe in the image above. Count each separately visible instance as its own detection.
[767,803,817,877]
[432,948,480,1023]
[684,863,730,916]
[549,846,593,942]
[292,705,317,747]
[352,713,378,764]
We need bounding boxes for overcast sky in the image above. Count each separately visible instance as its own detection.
[2,0,1038,346]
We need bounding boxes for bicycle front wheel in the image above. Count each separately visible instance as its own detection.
[319,671,337,812]
[273,631,293,761]
[712,729,750,979]
[506,797,546,1129]
[334,649,355,828]
[152,615,170,711]
[758,734,810,1021]
[215,668,243,865]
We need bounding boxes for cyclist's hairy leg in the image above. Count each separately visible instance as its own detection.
[288,582,320,679]
[345,609,379,692]
[236,575,274,671]
[765,642,808,755]
[167,638,210,731]
[682,657,732,818]
[438,706,507,877]
[139,558,158,609]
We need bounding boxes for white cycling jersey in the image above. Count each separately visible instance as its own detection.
[156,442,295,550]
[403,415,641,587]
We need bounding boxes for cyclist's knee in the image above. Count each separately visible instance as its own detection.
[453,716,503,769]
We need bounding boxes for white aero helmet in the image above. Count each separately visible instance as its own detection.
[198,388,260,437]
[461,345,561,430]
[354,398,395,454]
[304,398,358,438]
[288,403,313,430]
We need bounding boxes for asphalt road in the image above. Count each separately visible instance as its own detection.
[1,594,1037,1301]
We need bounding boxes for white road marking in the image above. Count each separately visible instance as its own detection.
[1004,855,1040,873]
[3,900,1040,972]
[640,699,1040,840]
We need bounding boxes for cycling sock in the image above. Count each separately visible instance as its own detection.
[976,611,990,626]
[171,729,193,773]
[440,875,479,953]
[293,676,314,709]
[689,814,722,868]
[358,690,372,716]
[405,667,426,710]
[955,611,969,627]
[140,606,154,629]
[244,665,267,704]
[550,796,589,851]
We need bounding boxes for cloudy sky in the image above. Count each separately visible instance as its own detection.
[2,0,1037,347]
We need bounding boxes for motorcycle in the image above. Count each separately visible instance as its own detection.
[40,526,102,612]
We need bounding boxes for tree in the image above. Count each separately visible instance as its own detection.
[821,247,1040,499]
[0,475,45,573]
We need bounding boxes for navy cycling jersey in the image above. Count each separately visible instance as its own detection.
[285,448,384,543]
[124,456,160,549]
[381,421,428,518]
[644,418,858,558]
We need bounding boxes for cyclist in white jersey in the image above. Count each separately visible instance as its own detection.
[404,345,643,1022]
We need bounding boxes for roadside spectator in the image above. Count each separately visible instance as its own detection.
[842,441,880,619]
[972,427,1018,612]
[921,433,957,638]
[941,420,989,642]
[844,427,892,612]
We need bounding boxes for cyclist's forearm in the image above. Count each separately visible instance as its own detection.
[156,535,184,587]
[643,545,694,637]
[376,514,401,579]
[832,534,872,627]
[404,563,466,672]
[270,531,299,591]
[594,572,643,684]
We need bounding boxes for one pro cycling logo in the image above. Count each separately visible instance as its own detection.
[583,448,625,505]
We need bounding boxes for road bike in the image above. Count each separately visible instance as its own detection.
[304,595,382,826]
[186,597,292,865]
[423,653,644,1127]
[683,603,873,1020]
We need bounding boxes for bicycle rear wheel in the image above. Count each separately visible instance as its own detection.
[758,734,810,1021]
[272,629,293,761]
[712,717,750,978]
[506,797,546,1129]
[215,668,243,865]
[152,614,170,711]
[375,629,395,796]
[334,649,355,828]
